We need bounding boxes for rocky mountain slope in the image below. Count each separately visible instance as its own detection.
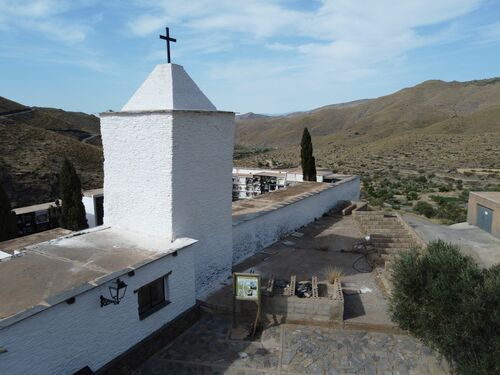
[235,78,500,174]
[0,97,102,207]
[2,77,500,208]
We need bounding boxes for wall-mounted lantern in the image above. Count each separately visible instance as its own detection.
[100,278,128,307]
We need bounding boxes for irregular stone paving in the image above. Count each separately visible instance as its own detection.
[141,315,448,375]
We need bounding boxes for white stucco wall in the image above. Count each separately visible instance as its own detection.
[101,110,235,299]
[82,196,96,228]
[101,112,174,239]
[232,177,360,265]
[171,111,235,298]
[0,247,196,375]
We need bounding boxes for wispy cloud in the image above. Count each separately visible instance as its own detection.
[0,0,113,71]
[125,0,486,111]
[478,22,500,44]
[1,0,494,113]
[127,1,483,74]
[0,0,93,44]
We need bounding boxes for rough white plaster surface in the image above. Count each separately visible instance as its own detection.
[122,64,216,111]
[232,177,361,265]
[101,112,174,239]
[0,246,196,375]
[101,110,235,298]
[171,111,235,298]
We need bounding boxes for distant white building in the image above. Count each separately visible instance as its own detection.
[82,188,104,228]
[11,188,104,237]
[232,167,345,200]
[0,61,360,375]
[232,170,287,200]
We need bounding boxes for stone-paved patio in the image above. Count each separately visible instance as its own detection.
[141,314,448,375]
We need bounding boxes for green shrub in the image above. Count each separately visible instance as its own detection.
[415,175,427,184]
[436,203,466,223]
[438,184,452,192]
[406,191,419,201]
[413,201,435,218]
[390,241,500,374]
[430,196,467,223]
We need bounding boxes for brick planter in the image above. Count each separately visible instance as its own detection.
[262,280,343,326]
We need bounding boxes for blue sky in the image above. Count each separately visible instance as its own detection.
[1,0,500,115]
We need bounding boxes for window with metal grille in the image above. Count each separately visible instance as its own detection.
[137,274,170,320]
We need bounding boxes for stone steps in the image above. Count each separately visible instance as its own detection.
[363,229,409,235]
[354,210,423,273]
[361,225,403,229]
[370,236,414,243]
[375,242,414,250]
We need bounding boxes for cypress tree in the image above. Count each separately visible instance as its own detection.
[59,158,88,231]
[0,184,17,241]
[300,127,317,181]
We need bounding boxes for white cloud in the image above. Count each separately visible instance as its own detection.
[0,0,92,44]
[125,0,485,112]
[127,0,483,66]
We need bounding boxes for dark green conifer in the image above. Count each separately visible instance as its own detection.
[0,184,17,241]
[59,158,88,231]
[300,127,317,181]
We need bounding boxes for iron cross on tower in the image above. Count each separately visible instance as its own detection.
[159,27,177,63]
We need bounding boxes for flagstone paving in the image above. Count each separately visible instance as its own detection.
[141,314,448,375]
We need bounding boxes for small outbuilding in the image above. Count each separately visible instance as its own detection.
[467,192,500,238]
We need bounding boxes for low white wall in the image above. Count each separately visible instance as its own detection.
[0,247,196,375]
[232,177,360,265]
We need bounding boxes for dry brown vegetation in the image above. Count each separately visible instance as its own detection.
[1,77,500,210]
[235,78,500,221]
[0,97,102,207]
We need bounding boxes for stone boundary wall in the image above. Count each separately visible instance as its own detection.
[232,177,360,265]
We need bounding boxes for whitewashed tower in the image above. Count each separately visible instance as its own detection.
[100,60,235,297]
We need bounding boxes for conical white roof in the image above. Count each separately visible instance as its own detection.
[122,63,216,111]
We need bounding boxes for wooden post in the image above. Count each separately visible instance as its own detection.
[233,272,262,339]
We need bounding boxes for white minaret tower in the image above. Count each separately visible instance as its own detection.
[100,63,235,297]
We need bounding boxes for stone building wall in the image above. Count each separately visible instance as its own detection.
[467,192,500,238]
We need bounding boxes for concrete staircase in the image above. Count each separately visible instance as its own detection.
[353,211,418,265]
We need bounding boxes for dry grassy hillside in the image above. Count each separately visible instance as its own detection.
[2,77,500,209]
[235,78,500,221]
[0,97,103,207]
[236,78,500,148]
[235,78,500,172]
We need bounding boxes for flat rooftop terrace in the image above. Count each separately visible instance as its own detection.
[0,228,72,255]
[232,177,358,225]
[0,228,195,326]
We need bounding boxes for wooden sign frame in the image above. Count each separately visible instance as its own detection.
[232,272,261,338]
